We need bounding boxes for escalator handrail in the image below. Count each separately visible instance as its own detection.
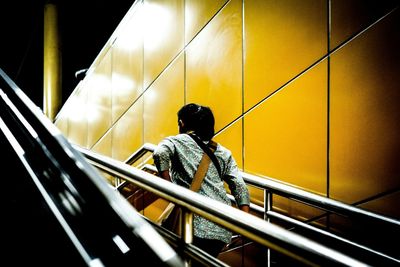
[242,172,400,225]
[0,68,184,267]
[130,143,400,227]
[143,162,400,264]
[76,145,370,267]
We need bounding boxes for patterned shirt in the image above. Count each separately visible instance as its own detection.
[153,133,250,244]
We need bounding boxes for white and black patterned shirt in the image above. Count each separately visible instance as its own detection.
[153,133,250,244]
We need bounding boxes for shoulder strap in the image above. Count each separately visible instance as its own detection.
[190,153,211,192]
[187,133,222,179]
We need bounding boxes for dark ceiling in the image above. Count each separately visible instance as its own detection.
[0,0,135,108]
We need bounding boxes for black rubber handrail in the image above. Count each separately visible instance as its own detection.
[0,68,184,267]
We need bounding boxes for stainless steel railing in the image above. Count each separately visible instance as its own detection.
[125,143,399,225]
[121,143,400,264]
[75,145,370,267]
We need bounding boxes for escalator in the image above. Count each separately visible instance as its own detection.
[2,64,397,266]
[80,142,400,266]
[0,67,184,267]
[1,127,87,266]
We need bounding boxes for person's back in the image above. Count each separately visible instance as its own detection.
[153,103,250,258]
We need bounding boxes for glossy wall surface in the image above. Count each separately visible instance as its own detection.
[55,0,400,219]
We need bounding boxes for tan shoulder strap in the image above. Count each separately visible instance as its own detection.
[190,153,212,192]
[156,152,211,224]
[188,134,222,178]
[156,143,214,225]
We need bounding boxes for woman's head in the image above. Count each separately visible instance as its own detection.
[177,103,215,141]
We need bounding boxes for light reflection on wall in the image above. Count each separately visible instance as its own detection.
[86,103,101,124]
[86,73,110,123]
[115,9,143,52]
[112,73,136,96]
[144,85,157,105]
[143,2,172,52]
[86,73,110,100]
[66,95,85,123]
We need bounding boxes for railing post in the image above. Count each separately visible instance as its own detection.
[182,208,193,267]
[264,189,272,267]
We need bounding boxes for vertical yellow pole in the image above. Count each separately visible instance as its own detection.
[43,2,61,121]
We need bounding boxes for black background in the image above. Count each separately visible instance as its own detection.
[0,0,135,109]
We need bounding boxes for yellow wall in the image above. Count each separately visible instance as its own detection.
[54,0,400,219]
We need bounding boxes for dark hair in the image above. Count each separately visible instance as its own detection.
[177,103,215,141]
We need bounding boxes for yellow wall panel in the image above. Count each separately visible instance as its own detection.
[54,111,68,137]
[273,195,326,222]
[143,0,184,89]
[67,85,88,148]
[86,52,113,148]
[143,198,170,222]
[330,9,400,203]
[331,0,398,49]
[60,1,400,224]
[244,62,328,194]
[112,97,144,162]
[185,0,228,44]
[359,192,400,219]
[214,119,243,169]
[91,128,115,185]
[92,130,112,157]
[186,0,242,131]
[244,0,327,111]
[112,11,143,123]
[143,55,185,145]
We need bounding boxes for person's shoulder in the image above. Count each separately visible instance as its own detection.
[159,133,190,144]
[169,133,192,142]
[177,133,190,139]
[156,134,177,145]
[214,142,232,156]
